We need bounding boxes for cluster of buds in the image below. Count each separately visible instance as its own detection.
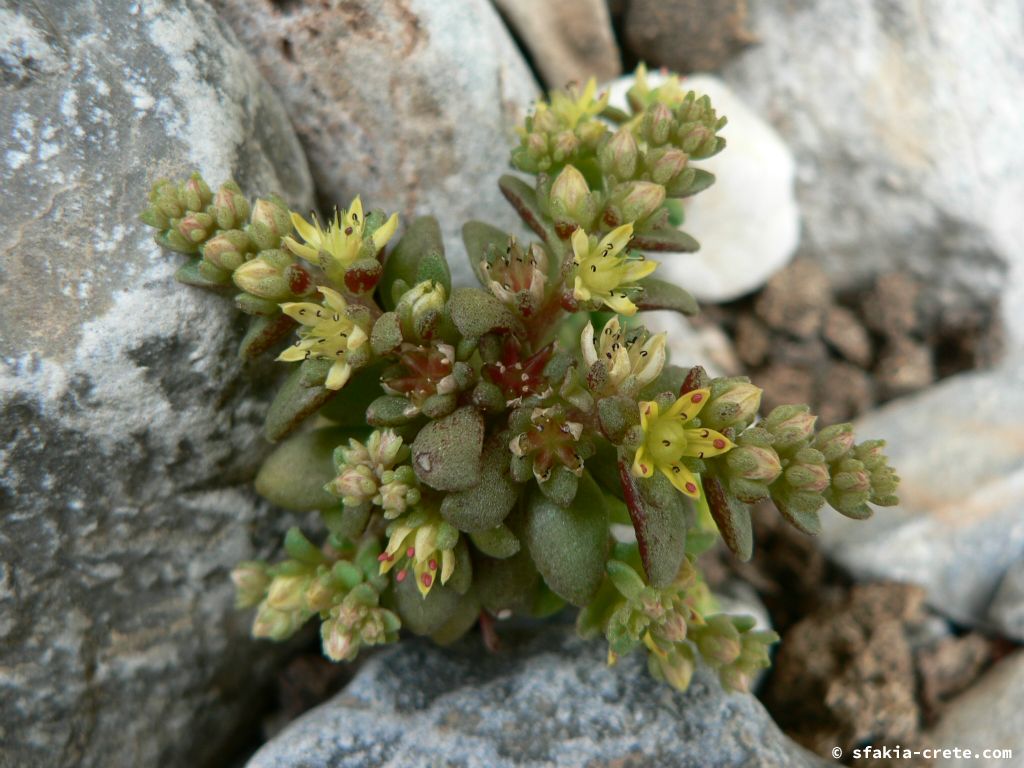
[320,582,401,662]
[689,614,777,693]
[329,429,414,511]
[234,529,395,660]
[511,78,609,174]
[580,552,778,694]
[704,390,899,538]
[145,66,897,694]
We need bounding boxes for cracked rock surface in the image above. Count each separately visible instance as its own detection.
[246,626,827,768]
[0,1,313,766]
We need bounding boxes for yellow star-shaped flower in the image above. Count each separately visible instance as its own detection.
[277,286,368,390]
[632,388,735,498]
[571,223,658,315]
[284,197,398,278]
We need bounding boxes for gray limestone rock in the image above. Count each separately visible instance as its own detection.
[246,626,827,768]
[0,1,313,766]
[721,0,1024,338]
[818,360,1024,639]
[208,0,541,286]
[928,651,1024,767]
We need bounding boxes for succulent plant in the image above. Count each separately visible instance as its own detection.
[141,67,898,694]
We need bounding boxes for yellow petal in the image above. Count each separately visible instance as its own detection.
[325,361,352,390]
[280,301,325,325]
[290,211,320,245]
[371,212,399,251]
[632,444,654,478]
[571,227,590,264]
[597,223,633,258]
[347,196,364,230]
[580,321,598,368]
[573,276,592,302]
[639,400,658,431]
[667,388,710,422]
[283,237,319,264]
[440,549,455,585]
[347,324,368,349]
[621,257,658,284]
[276,344,308,362]
[662,462,700,498]
[682,428,734,459]
[317,285,348,313]
[602,291,638,316]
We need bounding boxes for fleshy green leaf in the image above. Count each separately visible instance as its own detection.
[174,258,230,290]
[498,174,548,241]
[617,448,688,588]
[667,168,716,198]
[440,435,519,531]
[264,366,340,442]
[410,406,484,491]
[391,574,463,636]
[255,426,359,512]
[524,472,608,606]
[448,287,524,339]
[701,475,753,562]
[468,524,521,559]
[474,549,538,615]
[631,227,700,253]
[238,312,296,359]
[635,277,700,316]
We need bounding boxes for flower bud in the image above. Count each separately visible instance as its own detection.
[248,197,292,250]
[231,561,270,608]
[151,179,185,219]
[396,279,446,340]
[201,229,252,272]
[599,128,639,179]
[252,604,301,641]
[643,102,674,146]
[181,173,212,212]
[702,379,762,431]
[655,646,695,692]
[212,180,251,229]
[266,573,310,612]
[813,423,855,462]
[551,130,579,162]
[764,404,817,450]
[648,147,689,185]
[726,445,783,483]
[549,164,597,234]
[321,618,357,661]
[232,250,295,301]
[304,573,337,613]
[784,462,830,494]
[332,465,378,506]
[175,211,215,245]
[607,181,666,227]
